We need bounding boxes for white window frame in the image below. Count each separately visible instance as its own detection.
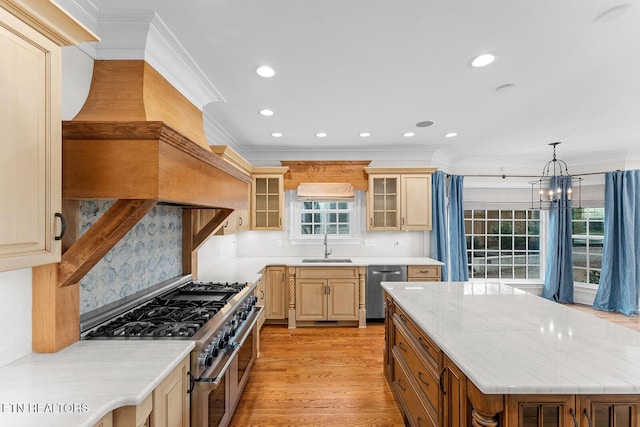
[289,191,362,245]
[571,207,604,286]
[465,208,543,282]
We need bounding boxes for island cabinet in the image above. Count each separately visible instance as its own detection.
[384,289,640,427]
[364,168,437,231]
[295,267,359,322]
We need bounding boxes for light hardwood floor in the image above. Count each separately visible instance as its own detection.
[569,303,640,332]
[230,323,404,427]
[231,306,639,426]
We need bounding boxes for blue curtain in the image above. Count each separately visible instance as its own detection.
[449,175,468,281]
[542,176,574,303]
[593,170,640,316]
[431,171,448,280]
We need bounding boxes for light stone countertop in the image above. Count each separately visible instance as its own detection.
[198,256,443,283]
[0,340,194,427]
[382,281,640,395]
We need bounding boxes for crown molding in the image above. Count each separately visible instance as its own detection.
[203,109,240,148]
[89,9,224,109]
[55,0,98,57]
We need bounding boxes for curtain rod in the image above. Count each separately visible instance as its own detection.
[444,171,614,179]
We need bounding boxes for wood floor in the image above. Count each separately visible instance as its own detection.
[229,323,404,427]
[230,305,639,426]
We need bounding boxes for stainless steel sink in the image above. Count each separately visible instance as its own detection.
[302,258,353,263]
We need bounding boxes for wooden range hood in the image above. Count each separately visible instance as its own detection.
[63,60,250,209]
[32,60,249,353]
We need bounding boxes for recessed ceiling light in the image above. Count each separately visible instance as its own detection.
[444,132,458,138]
[470,52,497,67]
[316,132,327,138]
[271,132,283,138]
[403,132,415,137]
[259,109,274,116]
[256,65,275,78]
[416,121,434,128]
[595,4,632,23]
[495,83,515,93]
[359,132,371,137]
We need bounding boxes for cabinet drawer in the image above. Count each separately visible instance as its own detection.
[394,320,440,414]
[408,266,441,279]
[394,308,441,372]
[393,356,437,427]
[296,267,360,279]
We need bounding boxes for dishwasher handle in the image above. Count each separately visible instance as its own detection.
[371,270,402,275]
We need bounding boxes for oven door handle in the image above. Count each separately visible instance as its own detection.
[191,342,241,393]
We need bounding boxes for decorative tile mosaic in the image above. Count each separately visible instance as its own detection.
[79,201,182,314]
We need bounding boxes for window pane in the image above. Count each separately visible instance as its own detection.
[573,221,587,235]
[338,224,349,234]
[589,221,604,236]
[465,210,542,280]
[327,213,336,223]
[338,213,349,222]
[338,202,348,209]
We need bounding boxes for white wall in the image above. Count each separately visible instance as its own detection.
[0,269,32,367]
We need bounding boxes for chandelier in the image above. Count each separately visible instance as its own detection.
[530,142,581,210]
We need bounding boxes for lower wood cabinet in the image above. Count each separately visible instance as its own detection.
[255,274,266,330]
[112,356,189,427]
[578,395,638,427]
[443,355,467,427]
[265,266,287,320]
[505,395,576,427]
[295,267,359,322]
[151,355,190,427]
[93,411,113,427]
[407,265,441,281]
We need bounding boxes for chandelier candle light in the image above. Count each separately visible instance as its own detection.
[531,142,581,210]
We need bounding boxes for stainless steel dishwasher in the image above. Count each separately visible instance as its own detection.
[366,265,407,320]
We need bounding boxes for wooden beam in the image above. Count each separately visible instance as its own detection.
[280,160,371,191]
[57,199,157,287]
[32,264,79,352]
[193,209,233,250]
[182,208,233,277]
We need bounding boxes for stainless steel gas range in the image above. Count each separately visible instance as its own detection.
[80,275,263,427]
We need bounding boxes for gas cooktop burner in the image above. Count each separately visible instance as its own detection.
[83,280,249,339]
[178,281,248,293]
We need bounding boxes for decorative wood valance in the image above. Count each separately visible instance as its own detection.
[281,160,371,191]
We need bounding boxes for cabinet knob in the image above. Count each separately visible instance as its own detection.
[54,213,66,241]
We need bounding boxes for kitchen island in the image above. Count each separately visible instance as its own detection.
[382,281,640,426]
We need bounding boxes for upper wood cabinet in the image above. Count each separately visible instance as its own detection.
[364,168,437,231]
[0,2,97,272]
[251,167,288,231]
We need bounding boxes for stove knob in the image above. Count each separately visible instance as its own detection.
[205,353,213,367]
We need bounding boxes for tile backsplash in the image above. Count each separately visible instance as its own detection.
[79,201,182,314]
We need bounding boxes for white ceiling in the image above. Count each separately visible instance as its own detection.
[90,0,640,174]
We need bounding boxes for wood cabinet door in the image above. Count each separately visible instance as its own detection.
[265,266,287,319]
[367,175,400,230]
[0,7,62,272]
[443,356,467,427]
[579,395,639,427]
[401,174,432,230]
[296,279,327,321]
[505,395,576,427]
[327,278,359,320]
[236,209,250,232]
[252,175,283,230]
[151,356,190,427]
